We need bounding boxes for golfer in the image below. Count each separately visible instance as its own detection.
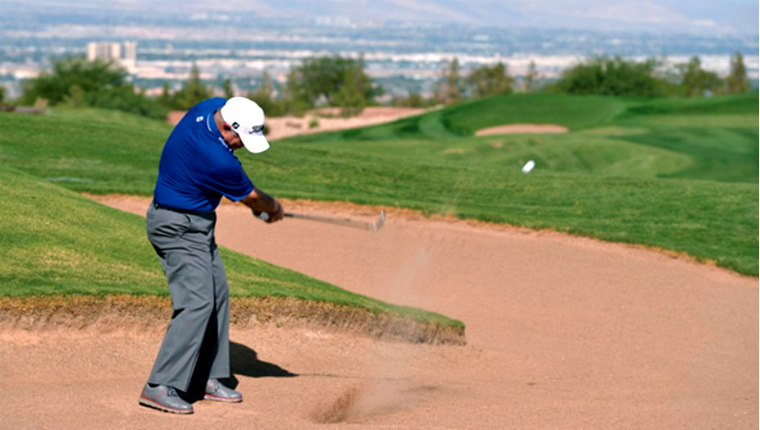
[139,96,283,414]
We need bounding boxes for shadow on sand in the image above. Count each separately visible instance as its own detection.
[220,341,298,389]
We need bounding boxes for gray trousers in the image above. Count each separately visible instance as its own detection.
[145,202,230,392]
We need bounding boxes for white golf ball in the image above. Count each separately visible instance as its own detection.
[522,160,535,174]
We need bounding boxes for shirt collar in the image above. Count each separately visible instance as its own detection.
[206,111,232,153]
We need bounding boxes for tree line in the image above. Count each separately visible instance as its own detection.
[547,53,750,97]
[10,51,752,120]
[426,52,750,102]
[16,57,168,119]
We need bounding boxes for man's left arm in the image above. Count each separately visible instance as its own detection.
[200,160,283,223]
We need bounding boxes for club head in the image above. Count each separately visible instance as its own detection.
[371,210,386,232]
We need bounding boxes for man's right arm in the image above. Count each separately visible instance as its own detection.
[239,188,284,223]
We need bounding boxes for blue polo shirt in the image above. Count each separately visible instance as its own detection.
[153,98,254,212]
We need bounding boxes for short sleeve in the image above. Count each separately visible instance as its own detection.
[198,159,254,202]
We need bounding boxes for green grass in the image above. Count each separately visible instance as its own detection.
[0,92,756,276]
[241,149,756,274]
[619,125,758,183]
[0,107,168,194]
[0,164,461,327]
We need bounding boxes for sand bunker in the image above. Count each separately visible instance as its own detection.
[1,195,756,429]
[475,123,569,136]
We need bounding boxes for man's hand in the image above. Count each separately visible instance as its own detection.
[259,200,284,223]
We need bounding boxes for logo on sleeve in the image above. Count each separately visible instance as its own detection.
[196,116,204,122]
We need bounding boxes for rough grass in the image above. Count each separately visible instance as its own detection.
[620,92,759,116]
[0,165,464,340]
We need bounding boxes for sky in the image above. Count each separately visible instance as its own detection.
[8,0,760,35]
[498,0,759,34]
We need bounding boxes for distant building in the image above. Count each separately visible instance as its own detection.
[86,42,120,61]
[86,41,137,72]
[122,41,137,71]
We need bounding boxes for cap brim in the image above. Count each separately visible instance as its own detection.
[239,132,269,154]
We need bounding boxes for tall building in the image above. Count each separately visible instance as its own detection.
[86,41,137,72]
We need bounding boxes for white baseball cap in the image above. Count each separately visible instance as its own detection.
[220,97,269,153]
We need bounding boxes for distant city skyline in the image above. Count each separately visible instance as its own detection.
[1,0,757,99]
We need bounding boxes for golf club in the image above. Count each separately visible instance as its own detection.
[258,209,386,232]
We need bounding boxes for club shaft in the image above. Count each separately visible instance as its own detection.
[259,210,384,231]
[284,212,374,230]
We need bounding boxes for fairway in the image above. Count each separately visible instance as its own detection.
[0,92,756,275]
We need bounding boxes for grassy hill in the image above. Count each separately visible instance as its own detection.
[0,92,756,275]
[0,164,463,337]
[283,93,757,183]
